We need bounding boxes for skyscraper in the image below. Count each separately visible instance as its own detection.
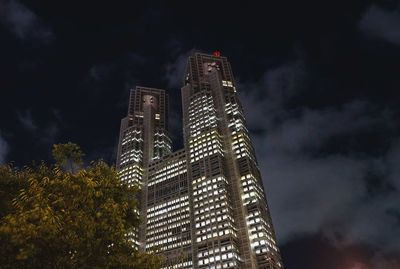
[117,53,283,269]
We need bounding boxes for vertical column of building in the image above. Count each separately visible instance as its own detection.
[207,56,283,269]
[182,55,243,269]
[152,90,172,161]
[145,150,192,268]
[204,55,258,269]
[117,86,172,248]
[182,53,283,269]
[142,95,155,164]
[117,89,145,247]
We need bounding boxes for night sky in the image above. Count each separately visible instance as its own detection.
[1,0,400,268]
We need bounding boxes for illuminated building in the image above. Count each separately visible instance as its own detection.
[117,53,283,269]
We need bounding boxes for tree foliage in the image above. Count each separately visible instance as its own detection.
[0,143,162,269]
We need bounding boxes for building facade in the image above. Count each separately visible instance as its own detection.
[117,53,283,269]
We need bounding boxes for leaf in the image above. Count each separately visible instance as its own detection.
[0,143,162,268]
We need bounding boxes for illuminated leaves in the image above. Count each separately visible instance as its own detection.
[0,143,162,269]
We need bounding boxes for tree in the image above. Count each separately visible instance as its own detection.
[0,143,162,269]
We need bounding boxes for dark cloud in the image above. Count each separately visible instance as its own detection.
[17,109,59,146]
[17,110,38,131]
[0,131,8,164]
[0,0,53,44]
[370,255,400,269]
[238,58,400,259]
[168,108,183,150]
[162,45,200,148]
[40,123,59,145]
[163,47,197,89]
[89,64,115,82]
[238,60,307,129]
[88,54,146,82]
[84,137,119,166]
[353,256,400,269]
[1,1,399,267]
[359,4,400,45]
[86,53,146,102]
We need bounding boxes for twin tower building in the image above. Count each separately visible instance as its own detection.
[116,53,283,269]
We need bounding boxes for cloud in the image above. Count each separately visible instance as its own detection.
[238,59,400,255]
[370,255,400,269]
[0,131,9,164]
[88,53,146,83]
[163,46,400,260]
[85,137,120,166]
[86,53,145,100]
[349,263,369,269]
[359,4,400,45]
[162,44,201,148]
[17,109,59,146]
[169,108,183,149]
[40,123,59,145]
[89,64,114,82]
[163,47,197,89]
[238,60,306,129]
[0,0,53,44]
[17,110,37,131]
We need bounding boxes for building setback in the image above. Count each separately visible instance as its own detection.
[117,53,283,269]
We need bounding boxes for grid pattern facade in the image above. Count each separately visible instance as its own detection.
[117,53,283,269]
[146,150,192,268]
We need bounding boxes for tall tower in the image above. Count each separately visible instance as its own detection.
[181,53,282,269]
[117,86,172,246]
[117,86,172,176]
[117,53,283,269]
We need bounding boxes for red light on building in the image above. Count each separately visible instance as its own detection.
[213,51,221,56]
